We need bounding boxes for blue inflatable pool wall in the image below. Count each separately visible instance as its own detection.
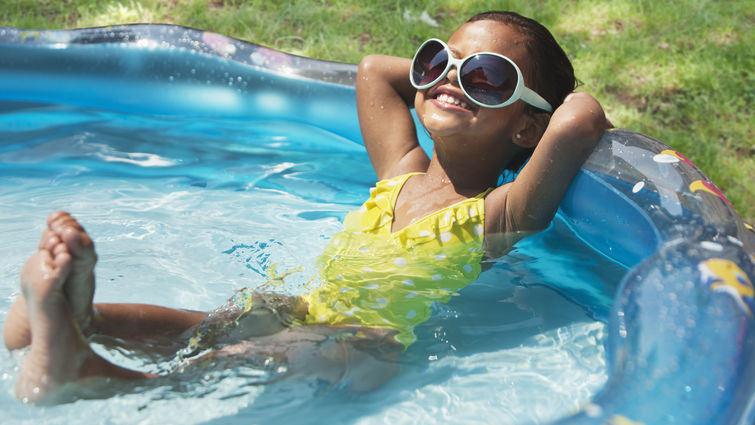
[0,25,753,425]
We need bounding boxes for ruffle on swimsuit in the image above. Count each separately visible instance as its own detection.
[302,173,492,347]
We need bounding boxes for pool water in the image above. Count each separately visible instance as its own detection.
[0,102,623,424]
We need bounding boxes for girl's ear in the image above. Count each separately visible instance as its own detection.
[512,111,549,148]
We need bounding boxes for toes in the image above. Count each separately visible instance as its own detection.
[41,243,73,282]
[46,211,72,227]
[52,250,73,277]
[46,212,95,258]
[21,249,69,296]
[52,241,68,258]
[59,226,95,258]
[46,241,72,271]
[36,248,55,270]
[48,212,84,234]
[38,228,60,251]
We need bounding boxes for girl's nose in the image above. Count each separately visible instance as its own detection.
[446,66,461,86]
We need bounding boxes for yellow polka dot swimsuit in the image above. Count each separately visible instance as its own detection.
[302,172,491,347]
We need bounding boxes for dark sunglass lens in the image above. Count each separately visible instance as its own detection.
[460,55,517,105]
[412,41,448,86]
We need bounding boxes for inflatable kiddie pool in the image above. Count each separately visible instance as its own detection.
[0,25,753,425]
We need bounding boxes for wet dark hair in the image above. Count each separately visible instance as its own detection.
[467,11,577,172]
[467,11,576,112]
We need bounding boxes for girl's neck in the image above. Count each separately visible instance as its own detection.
[426,141,516,192]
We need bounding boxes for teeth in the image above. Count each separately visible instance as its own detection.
[437,93,469,109]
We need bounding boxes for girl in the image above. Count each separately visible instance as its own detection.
[4,11,607,402]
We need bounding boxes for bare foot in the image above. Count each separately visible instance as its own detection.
[3,212,98,351]
[14,239,87,401]
[14,239,149,403]
[46,211,98,330]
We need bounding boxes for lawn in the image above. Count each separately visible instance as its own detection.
[2,0,752,223]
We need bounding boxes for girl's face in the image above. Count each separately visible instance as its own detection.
[414,21,533,145]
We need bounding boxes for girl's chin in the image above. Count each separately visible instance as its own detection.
[421,114,473,136]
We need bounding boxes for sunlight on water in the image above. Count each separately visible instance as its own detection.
[0,103,620,424]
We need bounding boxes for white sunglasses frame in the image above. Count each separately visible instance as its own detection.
[409,38,553,112]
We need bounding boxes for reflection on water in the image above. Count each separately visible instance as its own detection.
[0,103,622,424]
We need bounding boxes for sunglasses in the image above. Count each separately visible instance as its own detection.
[409,38,553,112]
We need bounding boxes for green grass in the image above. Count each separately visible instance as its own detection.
[1,0,752,223]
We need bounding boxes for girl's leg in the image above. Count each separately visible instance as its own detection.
[4,301,208,352]
[8,210,401,401]
[14,241,399,402]
[4,211,302,354]
[3,211,209,351]
[189,325,402,393]
[92,303,207,339]
[15,240,398,402]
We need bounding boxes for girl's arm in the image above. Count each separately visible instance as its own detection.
[356,55,430,179]
[488,92,609,233]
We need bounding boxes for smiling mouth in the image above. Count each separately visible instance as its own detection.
[431,90,476,112]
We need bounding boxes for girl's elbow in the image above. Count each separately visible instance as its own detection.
[574,95,608,140]
[357,55,385,79]
[564,103,607,144]
[583,112,608,143]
